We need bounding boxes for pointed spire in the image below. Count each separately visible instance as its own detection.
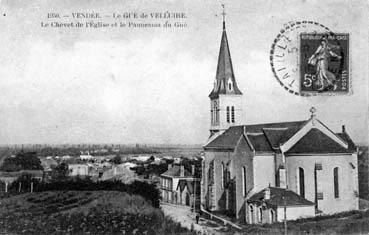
[209,5,242,99]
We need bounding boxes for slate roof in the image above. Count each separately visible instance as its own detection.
[287,128,356,154]
[176,179,200,194]
[204,119,356,154]
[209,23,242,99]
[204,120,306,152]
[248,187,314,207]
[161,165,193,178]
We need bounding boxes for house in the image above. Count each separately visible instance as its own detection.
[40,158,58,172]
[135,155,151,162]
[173,157,181,164]
[200,18,359,224]
[247,187,315,223]
[68,164,89,177]
[176,179,201,208]
[0,170,44,192]
[80,154,94,161]
[160,164,200,205]
[100,164,137,183]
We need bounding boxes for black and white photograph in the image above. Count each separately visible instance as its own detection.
[0,0,368,234]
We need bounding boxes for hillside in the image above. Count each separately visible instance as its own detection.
[0,191,194,234]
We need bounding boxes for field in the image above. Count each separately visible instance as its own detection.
[0,191,194,234]
[231,206,369,235]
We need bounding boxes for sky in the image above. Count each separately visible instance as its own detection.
[0,0,368,145]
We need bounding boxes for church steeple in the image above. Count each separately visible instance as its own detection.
[209,5,243,136]
[209,6,242,99]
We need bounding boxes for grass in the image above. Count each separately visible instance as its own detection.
[0,191,195,234]
[233,209,369,235]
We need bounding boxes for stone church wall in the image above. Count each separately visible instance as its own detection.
[286,154,359,214]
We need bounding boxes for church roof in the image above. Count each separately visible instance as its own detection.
[204,120,305,152]
[287,128,356,154]
[248,187,315,207]
[203,119,356,154]
[209,23,242,99]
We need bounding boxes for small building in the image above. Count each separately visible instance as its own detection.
[0,170,44,190]
[40,158,58,172]
[176,179,201,208]
[80,154,94,161]
[247,187,315,224]
[100,164,137,183]
[173,157,181,164]
[160,164,200,206]
[68,164,89,176]
[135,155,151,162]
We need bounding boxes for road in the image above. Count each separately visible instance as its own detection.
[161,203,225,234]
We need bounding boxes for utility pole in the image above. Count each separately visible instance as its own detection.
[193,179,196,213]
[283,195,287,235]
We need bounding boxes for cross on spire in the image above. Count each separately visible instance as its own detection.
[310,107,317,117]
[221,4,226,30]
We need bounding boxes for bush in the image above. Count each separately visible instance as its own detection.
[23,178,162,208]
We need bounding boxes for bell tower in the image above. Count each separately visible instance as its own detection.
[209,6,243,136]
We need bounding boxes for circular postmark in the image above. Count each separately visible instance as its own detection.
[270,21,350,96]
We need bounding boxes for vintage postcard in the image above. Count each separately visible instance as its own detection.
[0,0,368,234]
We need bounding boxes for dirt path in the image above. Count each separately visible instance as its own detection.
[161,203,225,234]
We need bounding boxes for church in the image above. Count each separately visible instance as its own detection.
[200,18,359,224]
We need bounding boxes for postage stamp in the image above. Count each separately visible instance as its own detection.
[300,33,349,93]
[270,21,351,96]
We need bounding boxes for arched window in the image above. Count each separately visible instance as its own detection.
[270,210,274,223]
[299,167,305,198]
[249,205,254,224]
[226,106,230,123]
[242,166,247,196]
[221,163,225,189]
[211,108,214,125]
[259,208,263,223]
[334,167,339,198]
[231,106,235,123]
[228,79,233,90]
[214,101,217,124]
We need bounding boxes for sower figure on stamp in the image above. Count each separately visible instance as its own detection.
[308,37,341,91]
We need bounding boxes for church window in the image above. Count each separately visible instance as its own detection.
[214,101,218,124]
[221,163,225,189]
[211,109,213,125]
[226,106,230,123]
[231,106,235,123]
[228,78,233,90]
[259,208,263,223]
[334,167,339,198]
[298,167,305,198]
[249,205,254,224]
[242,166,247,196]
[270,210,274,223]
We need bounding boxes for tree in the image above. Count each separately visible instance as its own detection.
[112,155,122,165]
[1,152,43,172]
[52,162,69,181]
[148,156,155,162]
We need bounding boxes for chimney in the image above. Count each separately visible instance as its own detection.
[191,165,195,176]
[342,125,346,133]
[264,187,270,200]
[168,164,172,170]
[180,165,185,177]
